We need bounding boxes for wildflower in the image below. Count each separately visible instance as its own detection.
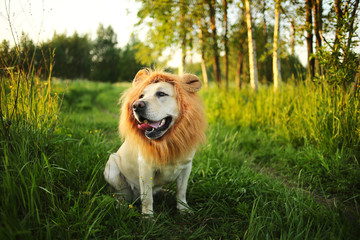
[44,82,48,86]
[150,177,153,180]
[129,204,133,209]
[95,130,98,133]
[89,130,92,134]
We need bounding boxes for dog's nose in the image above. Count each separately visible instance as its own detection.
[133,101,146,112]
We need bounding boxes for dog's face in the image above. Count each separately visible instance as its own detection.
[133,82,179,140]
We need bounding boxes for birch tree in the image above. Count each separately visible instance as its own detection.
[245,0,258,92]
[194,0,209,88]
[273,0,281,91]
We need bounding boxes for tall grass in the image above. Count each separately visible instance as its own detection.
[0,47,62,238]
[203,83,360,198]
[0,54,58,137]
[204,83,360,151]
[1,76,359,238]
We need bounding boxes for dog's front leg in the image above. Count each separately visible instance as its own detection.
[176,161,193,212]
[138,154,154,216]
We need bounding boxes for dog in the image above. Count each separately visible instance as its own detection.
[103,69,207,215]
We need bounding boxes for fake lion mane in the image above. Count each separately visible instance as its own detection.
[119,69,207,165]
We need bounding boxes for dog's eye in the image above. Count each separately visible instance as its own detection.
[139,94,144,99]
[156,91,168,97]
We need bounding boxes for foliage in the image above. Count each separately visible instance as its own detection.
[314,0,359,87]
[50,32,92,79]
[0,25,145,83]
[90,24,121,82]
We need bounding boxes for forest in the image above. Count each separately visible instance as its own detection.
[1,0,360,239]
[0,0,358,89]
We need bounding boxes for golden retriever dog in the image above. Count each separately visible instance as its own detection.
[103,69,207,215]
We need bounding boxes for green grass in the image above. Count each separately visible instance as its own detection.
[1,79,360,239]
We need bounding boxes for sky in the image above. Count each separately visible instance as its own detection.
[0,0,307,68]
[0,0,142,47]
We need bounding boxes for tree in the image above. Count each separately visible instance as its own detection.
[178,0,188,75]
[313,0,323,76]
[223,0,229,89]
[68,32,92,79]
[208,0,222,86]
[245,0,258,91]
[290,19,295,56]
[317,0,360,93]
[91,24,121,82]
[305,0,314,80]
[273,0,281,91]
[261,0,271,83]
[118,36,145,81]
[198,18,209,88]
[136,0,192,72]
[230,4,247,89]
[49,32,92,79]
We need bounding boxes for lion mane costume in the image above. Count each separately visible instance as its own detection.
[119,69,207,165]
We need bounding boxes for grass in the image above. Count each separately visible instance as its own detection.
[1,78,360,239]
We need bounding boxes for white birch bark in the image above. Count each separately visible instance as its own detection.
[245,0,258,92]
[199,24,209,88]
[178,49,185,75]
[273,0,281,91]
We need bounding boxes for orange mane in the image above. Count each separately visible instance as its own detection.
[119,69,207,165]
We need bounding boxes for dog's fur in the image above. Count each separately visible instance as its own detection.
[103,69,207,215]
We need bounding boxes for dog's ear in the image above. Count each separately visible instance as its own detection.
[133,69,150,86]
[182,74,202,93]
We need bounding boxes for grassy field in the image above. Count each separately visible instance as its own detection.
[1,78,360,239]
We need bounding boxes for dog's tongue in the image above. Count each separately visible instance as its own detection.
[138,121,161,131]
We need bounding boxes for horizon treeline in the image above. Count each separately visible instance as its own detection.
[0,24,145,82]
[0,21,305,84]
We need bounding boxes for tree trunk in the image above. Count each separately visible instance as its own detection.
[179,36,186,75]
[273,0,281,92]
[198,20,209,88]
[223,0,229,89]
[178,2,187,75]
[236,50,243,89]
[209,0,222,86]
[313,0,322,76]
[245,0,258,92]
[305,0,314,80]
[262,0,271,83]
[290,19,295,56]
[334,0,342,50]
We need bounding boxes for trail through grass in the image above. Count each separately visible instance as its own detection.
[1,79,359,239]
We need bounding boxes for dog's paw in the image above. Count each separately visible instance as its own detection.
[141,211,155,221]
[177,203,194,215]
